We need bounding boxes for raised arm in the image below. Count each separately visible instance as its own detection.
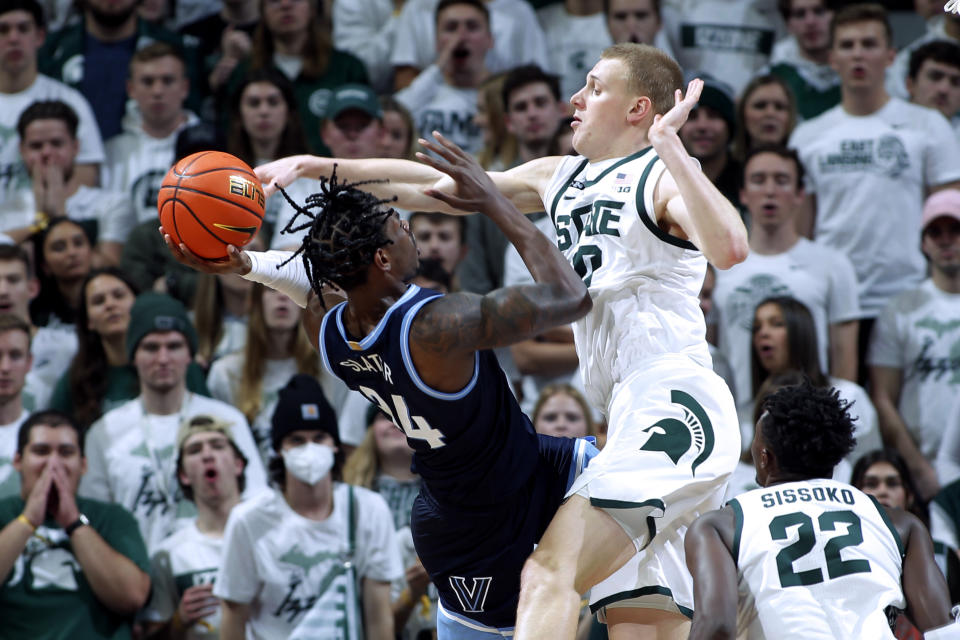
[407,135,592,392]
[685,508,739,640]
[253,143,560,215]
[649,80,749,270]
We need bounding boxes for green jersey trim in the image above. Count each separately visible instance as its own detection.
[868,495,905,559]
[729,498,744,567]
[634,157,698,252]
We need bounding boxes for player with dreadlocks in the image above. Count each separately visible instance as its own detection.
[685,379,957,640]
[163,136,598,639]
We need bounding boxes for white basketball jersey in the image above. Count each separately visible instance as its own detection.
[730,479,905,639]
[543,151,711,412]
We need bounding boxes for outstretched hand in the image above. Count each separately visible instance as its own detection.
[254,155,307,198]
[160,227,252,276]
[648,78,703,145]
[416,132,506,214]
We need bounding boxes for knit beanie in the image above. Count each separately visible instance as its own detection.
[271,374,339,451]
[126,292,199,361]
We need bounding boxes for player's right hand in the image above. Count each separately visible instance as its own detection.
[160,226,252,276]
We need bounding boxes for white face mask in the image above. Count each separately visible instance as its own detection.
[282,442,335,485]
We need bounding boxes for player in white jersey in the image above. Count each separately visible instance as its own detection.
[254,42,748,638]
[685,380,956,640]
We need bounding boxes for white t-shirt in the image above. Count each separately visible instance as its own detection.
[0,409,30,499]
[390,0,549,75]
[789,99,960,316]
[395,66,483,155]
[885,22,959,100]
[24,324,78,411]
[1,184,136,244]
[536,5,612,102]
[207,353,301,467]
[658,0,785,96]
[868,279,960,461]
[214,485,403,639]
[0,74,104,204]
[104,113,200,223]
[332,0,400,93]
[78,393,267,552]
[713,238,860,408]
[143,522,224,639]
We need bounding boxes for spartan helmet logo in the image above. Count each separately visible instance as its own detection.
[640,390,715,476]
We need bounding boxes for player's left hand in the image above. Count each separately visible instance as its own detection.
[417,131,507,213]
[160,226,252,275]
[648,78,703,145]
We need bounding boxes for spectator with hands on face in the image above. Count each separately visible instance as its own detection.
[0,410,151,638]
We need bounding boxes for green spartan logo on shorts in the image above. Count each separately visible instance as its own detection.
[639,390,715,476]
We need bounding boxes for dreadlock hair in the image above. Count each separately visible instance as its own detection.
[278,166,398,295]
[758,378,857,479]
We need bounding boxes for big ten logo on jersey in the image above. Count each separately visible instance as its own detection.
[229,175,266,209]
[357,386,446,450]
[340,353,392,384]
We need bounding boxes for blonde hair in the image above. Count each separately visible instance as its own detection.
[342,427,378,489]
[600,43,683,116]
[531,383,597,438]
[236,284,320,425]
[476,73,518,169]
[192,274,225,367]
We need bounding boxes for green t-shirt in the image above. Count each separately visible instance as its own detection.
[769,61,842,121]
[0,495,150,639]
[49,363,210,420]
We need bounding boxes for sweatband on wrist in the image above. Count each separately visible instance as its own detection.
[242,250,313,308]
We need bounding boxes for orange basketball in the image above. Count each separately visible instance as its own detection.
[157,151,265,259]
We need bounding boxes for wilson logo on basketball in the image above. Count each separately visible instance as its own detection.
[229,175,266,208]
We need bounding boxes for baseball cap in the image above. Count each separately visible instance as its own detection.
[921,189,960,232]
[325,84,382,121]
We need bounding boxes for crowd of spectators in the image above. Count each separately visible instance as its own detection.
[0,0,959,637]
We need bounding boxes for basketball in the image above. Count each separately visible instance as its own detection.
[157,151,265,259]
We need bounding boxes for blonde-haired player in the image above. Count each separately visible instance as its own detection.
[255,43,748,639]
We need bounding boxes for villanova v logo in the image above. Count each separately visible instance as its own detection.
[639,390,715,476]
[448,576,492,613]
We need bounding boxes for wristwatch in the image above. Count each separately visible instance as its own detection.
[65,513,90,536]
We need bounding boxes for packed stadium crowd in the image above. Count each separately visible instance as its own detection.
[0,0,959,637]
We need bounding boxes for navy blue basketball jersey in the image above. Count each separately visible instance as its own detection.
[319,285,539,506]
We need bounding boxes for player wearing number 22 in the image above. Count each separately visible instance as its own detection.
[685,380,956,640]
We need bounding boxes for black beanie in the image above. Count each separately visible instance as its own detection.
[271,374,339,451]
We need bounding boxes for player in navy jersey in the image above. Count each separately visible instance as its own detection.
[162,136,596,638]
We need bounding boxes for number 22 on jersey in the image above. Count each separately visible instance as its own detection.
[770,509,872,588]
